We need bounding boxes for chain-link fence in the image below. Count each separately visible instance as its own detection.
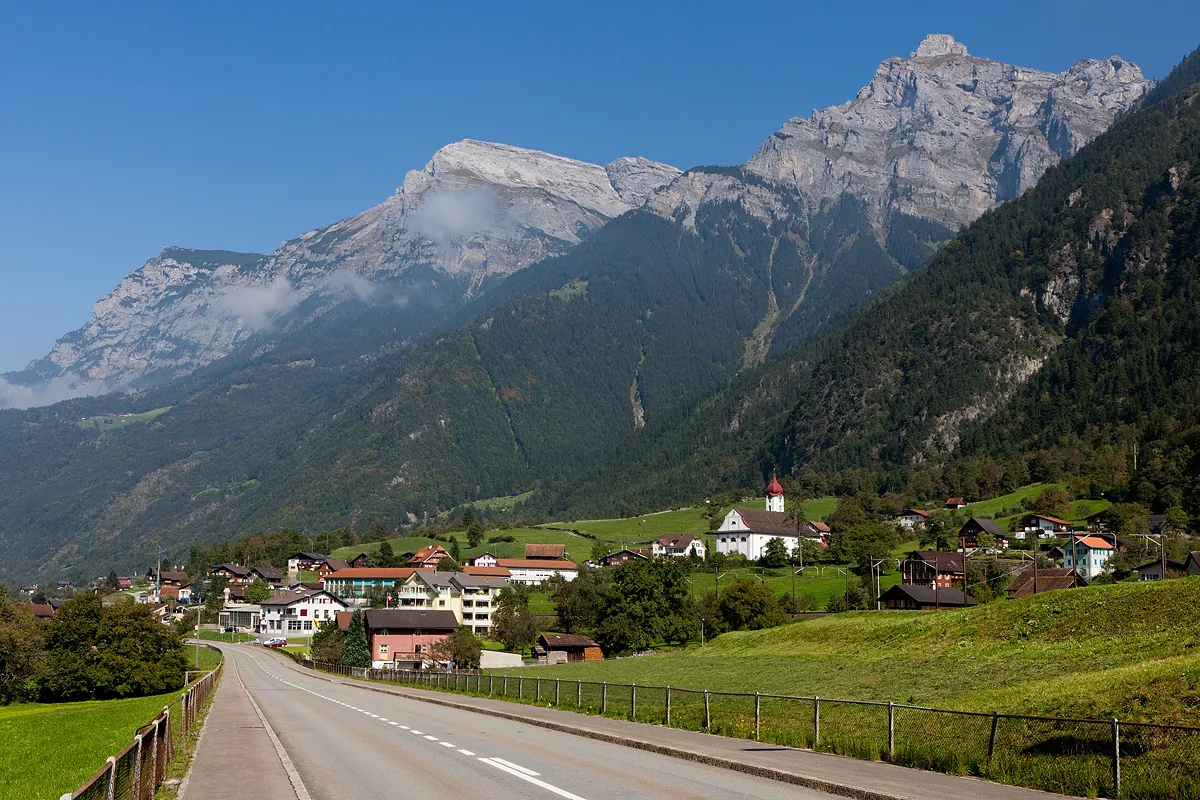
[63,648,223,800]
[291,657,1198,799]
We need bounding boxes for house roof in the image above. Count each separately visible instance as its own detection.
[809,521,830,533]
[904,551,966,573]
[899,508,930,518]
[158,570,189,582]
[251,566,283,580]
[731,508,797,537]
[1133,558,1187,573]
[1006,568,1086,598]
[319,558,349,572]
[496,558,579,570]
[467,552,497,564]
[524,543,567,559]
[25,603,54,619]
[879,584,977,607]
[946,497,966,505]
[259,589,340,606]
[656,534,701,547]
[325,567,429,580]
[1025,514,1072,526]
[601,548,650,563]
[211,563,251,576]
[1070,535,1115,550]
[462,566,512,577]
[450,573,509,590]
[962,518,1007,539]
[408,545,450,564]
[363,608,460,631]
[290,552,328,562]
[539,632,599,648]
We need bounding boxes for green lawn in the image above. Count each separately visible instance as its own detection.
[688,566,899,611]
[75,406,172,431]
[183,644,223,672]
[0,690,183,800]
[196,629,256,643]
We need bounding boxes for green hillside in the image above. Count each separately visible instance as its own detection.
[500,578,1200,724]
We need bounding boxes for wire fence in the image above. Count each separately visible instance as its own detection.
[63,647,223,800]
[289,654,1198,799]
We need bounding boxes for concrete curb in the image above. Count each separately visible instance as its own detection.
[255,647,1062,800]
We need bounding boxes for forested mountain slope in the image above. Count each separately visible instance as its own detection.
[547,44,1200,519]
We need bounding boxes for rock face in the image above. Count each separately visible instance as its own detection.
[745,34,1151,229]
[2,141,679,406]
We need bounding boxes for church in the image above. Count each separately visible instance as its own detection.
[715,475,807,561]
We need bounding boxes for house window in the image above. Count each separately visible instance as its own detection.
[288,620,301,631]
[304,621,313,630]
[379,643,388,654]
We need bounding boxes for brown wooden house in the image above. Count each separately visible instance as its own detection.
[536,633,603,663]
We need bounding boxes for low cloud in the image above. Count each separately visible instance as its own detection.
[213,277,303,328]
[407,187,515,246]
[0,375,110,409]
[318,270,416,309]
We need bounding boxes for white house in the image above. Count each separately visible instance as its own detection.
[715,475,803,561]
[1060,535,1115,580]
[496,558,578,586]
[895,508,929,529]
[259,589,347,636]
[466,552,498,568]
[652,534,707,559]
[1014,514,1074,540]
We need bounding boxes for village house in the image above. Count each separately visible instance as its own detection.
[287,552,329,575]
[408,545,451,568]
[347,552,370,569]
[957,518,1009,552]
[945,497,968,510]
[260,589,347,636]
[496,558,579,585]
[599,548,649,567]
[466,552,499,568]
[900,550,966,588]
[1132,558,1187,581]
[338,608,461,669]
[209,563,252,585]
[524,543,567,560]
[116,577,133,590]
[323,567,428,598]
[895,508,930,529]
[1185,552,1200,577]
[1005,567,1087,599]
[24,603,55,621]
[314,558,349,581]
[535,633,603,664]
[878,584,977,610]
[1061,535,1115,579]
[715,475,812,561]
[652,534,706,559]
[218,603,261,631]
[177,584,192,604]
[1016,514,1073,539]
[462,565,512,579]
[250,565,284,586]
[391,571,507,635]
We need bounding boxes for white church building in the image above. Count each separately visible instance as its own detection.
[715,475,805,561]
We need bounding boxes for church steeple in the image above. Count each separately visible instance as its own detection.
[765,472,785,512]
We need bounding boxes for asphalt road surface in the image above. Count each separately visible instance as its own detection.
[221,645,841,800]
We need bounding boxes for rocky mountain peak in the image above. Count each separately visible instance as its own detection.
[911,33,969,59]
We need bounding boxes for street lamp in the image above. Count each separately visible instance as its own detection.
[700,617,706,647]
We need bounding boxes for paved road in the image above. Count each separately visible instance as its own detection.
[196,644,840,800]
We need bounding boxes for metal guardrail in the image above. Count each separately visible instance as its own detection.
[285,653,1199,799]
[62,645,224,800]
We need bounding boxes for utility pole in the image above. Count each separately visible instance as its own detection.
[156,546,167,604]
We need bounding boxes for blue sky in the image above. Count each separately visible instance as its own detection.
[1,1,1197,372]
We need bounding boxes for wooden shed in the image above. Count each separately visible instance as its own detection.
[537,633,603,663]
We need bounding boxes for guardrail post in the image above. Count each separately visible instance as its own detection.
[555,679,560,706]
[755,693,761,741]
[577,680,582,708]
[814,697,820,747]
[105,755,117,800]
[631,684,637,720]
[1112,718,1121,797]
[987,712,999,764]
[132,733,144,800]
[665,686,671,725]
[503,675,508,695]
[536,677,541,702]
[887,702,895,759]
[602,682,608,714]
[703,690,710,730]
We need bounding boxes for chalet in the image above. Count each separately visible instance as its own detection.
[348,552,370,569]
[525,543,567,560]
[337,608,460,669]
[878,584,977,610]
[25,603,54,620]
[958,518,1008,551]
[652,534,706,559]
[895,508,930,529]
[260,589,347,636]
[536,633,603,664]
[599,548,650,567]
[1006,568,1087,598]
[209,563,252,585]
[900,551,965,588]
[466,552,498,568]
[1017,514,1073,539]
[1133,558,1187,581]
[315,558,349,581]
[803,521,832,546]
[1061,535,1115,579]
[945,497,968,510]
[496,558,579,585]
[250,566,284,585]
[408,545,451,568]
[715,475,800,561]
[116,577,133,590]
[1086,510,1168,535]
[323,567,428,598]
[177,584,192,604]
[287,552,329,575]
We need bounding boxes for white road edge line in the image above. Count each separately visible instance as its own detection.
[458,749,475,756]
[479,758,587,800]
[489,756,540,776]
[233,654,313,800]
[439,741,456,748]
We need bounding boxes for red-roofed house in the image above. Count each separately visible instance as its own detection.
[895,508,930,529]
[651,534,706,559]
[407,545,451,568]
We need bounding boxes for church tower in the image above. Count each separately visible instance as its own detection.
[765,473,785,513]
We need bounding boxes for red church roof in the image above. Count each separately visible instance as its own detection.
[766,473,784,497]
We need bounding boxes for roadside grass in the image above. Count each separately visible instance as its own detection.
[0,690,181,800]
[492,578,1200,725]
[687,566,899,611]
[196,630,255,644]
[183,644,223,672]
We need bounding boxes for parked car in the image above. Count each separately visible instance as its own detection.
[263,637,288,648]
[222,626,237,633]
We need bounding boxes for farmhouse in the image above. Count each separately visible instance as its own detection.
[209,563,252,585]
[895,508,930,529]
[287,552,328,575]
[408,545,451,568]
[652,534,706,559]
[536,633,603,663]
[1006,568,1087,598]
[525,543,567,560]
[467,552,499,568]
[1016,514,1073,539]
[878,584,977,610]
[957,518,1009,551]
[900,551,965,589]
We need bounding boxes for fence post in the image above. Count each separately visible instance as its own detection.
[504,676,508,695]
[704,690,711,731]
[631,684,637,720]
[1112,718,1121,797]
[132,734,144,800]
[490,675,494,695]
[105,755,117,800]
[555,679,560,706]
[602,682,608,715]
[887,702,895,759]
[666,686,672,726]
[182,692,189,736]
[519,676,524,699]
[755,693,761,741]
[814,697,820,747]
[577,680,582,708]
[148,718,159,791]
[164,707,172,764]
[536,677,541,702]
[987,712,999,765]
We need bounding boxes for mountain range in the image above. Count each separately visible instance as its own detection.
[0,34,1172,585]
